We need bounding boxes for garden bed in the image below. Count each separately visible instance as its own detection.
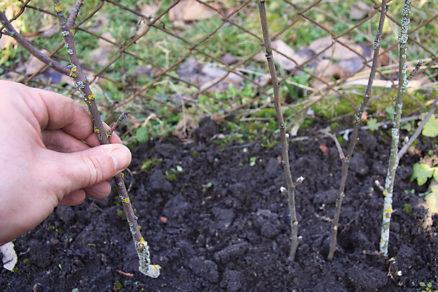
[1,120,437,291]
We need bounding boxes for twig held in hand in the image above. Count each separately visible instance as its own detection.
[258,0,300,261]
[328,0,388,260]
[1,2,160,277]
[52,0,160,276]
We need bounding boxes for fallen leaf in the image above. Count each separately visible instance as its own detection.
[25,49,50,75]
[349,2,372,20]
[173,114,197,139]
[378,52,390,66]
[312,59,350,89]
[169,0,217,22]
[140,3,160,17]
[171,93,194,105]
[255,40,306,71]
[176,57,243,92]
[256,74,271,87]
[222,53,237,65]
[86,14,109,33]
[0,34,17,49]
[211,113,225,124]
[310,36,366,61]
[22,24,60,41]
[89,32,116,67]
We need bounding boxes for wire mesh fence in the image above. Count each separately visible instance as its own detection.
[1,0,437,140]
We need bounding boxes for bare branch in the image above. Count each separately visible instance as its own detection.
[66,0,84,30]
[328,0,389,260]
[108,111,130,137]
[379,0,412,257]
[0,12,69,76]
[258,0,300,261]
[319,130,345,160]
[398,98,437,160]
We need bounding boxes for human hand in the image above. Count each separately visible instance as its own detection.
[0,80,131,245]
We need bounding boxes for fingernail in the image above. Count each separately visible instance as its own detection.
[111,145,131,172]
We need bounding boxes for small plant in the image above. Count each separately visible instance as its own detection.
[140,158,163,172]
[164,166,184,182]
[411,163,438,186]
[402,203,412,216]
[419,281,438,292]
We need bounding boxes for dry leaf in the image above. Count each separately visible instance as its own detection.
[177,58,243,92]
[22,24,60,41]
[310,36,366,61]
[255,40,306,71]
[211,113,225,124]
[89,32,116,67]
[312,59,350,89]
[173,114,197,139]
[349,2,372,20]
[169,0,217,22]
[0,34,17,49]
[140,3,160,17]
[25,49,50,75]
[86,14,109,33]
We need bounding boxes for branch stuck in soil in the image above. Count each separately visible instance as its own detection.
[257,0,300,261]
[379,0,413,257]
[327,0,388,260]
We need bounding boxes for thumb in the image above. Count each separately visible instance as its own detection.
[52,144,131,194]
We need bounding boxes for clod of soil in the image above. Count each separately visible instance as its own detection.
[1,126,437,291]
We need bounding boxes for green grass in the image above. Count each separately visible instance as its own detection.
[1,0,436,144]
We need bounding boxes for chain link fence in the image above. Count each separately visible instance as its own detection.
[1,0,437,139]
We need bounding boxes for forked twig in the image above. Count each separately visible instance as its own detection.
[328,0,389,260]
[397,98,437,160]
[258,0,301,261]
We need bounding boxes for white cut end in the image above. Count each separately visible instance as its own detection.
[343,129,351,141]
[140,264,161,278]
[1,242,17,271]
[280,186,287,193]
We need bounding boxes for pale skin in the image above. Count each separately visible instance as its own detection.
[0,80,132,245]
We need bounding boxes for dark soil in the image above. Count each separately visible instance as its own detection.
[1,120,437,291]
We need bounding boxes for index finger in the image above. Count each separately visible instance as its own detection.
[6,81,117,143]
